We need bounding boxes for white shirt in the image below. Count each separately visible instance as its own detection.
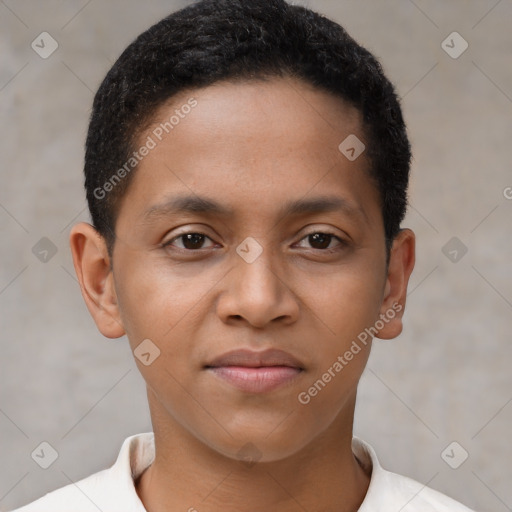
[10,432,476,512]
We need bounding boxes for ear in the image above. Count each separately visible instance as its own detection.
[375,228,415,340]
[69,222,125,339]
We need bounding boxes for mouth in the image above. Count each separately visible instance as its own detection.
[204,348,305,393]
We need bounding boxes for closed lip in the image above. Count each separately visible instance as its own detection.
[205,348,304,369]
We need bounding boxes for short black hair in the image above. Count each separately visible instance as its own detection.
[84,0,411,261]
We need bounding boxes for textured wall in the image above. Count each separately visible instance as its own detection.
[1,1,511,511]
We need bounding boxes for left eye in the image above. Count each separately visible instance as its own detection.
[296,232,344,251]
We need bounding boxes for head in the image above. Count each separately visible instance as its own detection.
[71,0,415,462]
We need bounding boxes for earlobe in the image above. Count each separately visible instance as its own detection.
[69,222,125,339]
[375,228,416,340]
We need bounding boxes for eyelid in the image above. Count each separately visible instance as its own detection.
[300,227,345,238]
[298,223,350,242]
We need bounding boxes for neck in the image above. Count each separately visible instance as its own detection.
[136,392,370,512]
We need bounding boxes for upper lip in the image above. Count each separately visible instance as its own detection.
[205,348,304,369]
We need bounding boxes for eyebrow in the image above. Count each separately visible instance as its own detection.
[141,193,367,224]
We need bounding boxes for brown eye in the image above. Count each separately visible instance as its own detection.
[296,232,345,251]
[307,233,332,250]
[180,233,207,250]
[163,232,216,251]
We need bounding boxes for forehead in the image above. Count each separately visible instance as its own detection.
[150,76,364,153]
[117,76,381,230]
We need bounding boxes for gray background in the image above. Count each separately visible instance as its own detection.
[1,1,511,511]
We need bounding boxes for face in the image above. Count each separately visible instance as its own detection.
[74,76,414,462]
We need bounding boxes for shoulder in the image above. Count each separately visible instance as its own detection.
[378,467,476,511]
[353,438,477,512]
[9,468,113,512]
[8,432,154,512]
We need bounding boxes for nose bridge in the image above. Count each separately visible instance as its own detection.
[216,236,298,327]
[234,236,281,301]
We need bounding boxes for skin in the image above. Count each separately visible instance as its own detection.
[70,76,415,512]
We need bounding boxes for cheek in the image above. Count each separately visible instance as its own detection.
[294,262,382,390]
[114,252,212,345]
[298,260,385,341]
[113,254,221,398]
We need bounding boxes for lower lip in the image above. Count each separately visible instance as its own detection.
[208,366,302,393]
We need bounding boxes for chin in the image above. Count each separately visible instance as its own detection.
[199,423,316,464]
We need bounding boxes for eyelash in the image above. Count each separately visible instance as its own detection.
[161,230,347,254]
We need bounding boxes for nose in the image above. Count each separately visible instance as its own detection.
[216,245,299,329]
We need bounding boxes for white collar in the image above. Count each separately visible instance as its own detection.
[18,432,474,511]
[108,432,474,511]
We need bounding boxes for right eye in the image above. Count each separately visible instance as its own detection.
[162,232,217,251]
